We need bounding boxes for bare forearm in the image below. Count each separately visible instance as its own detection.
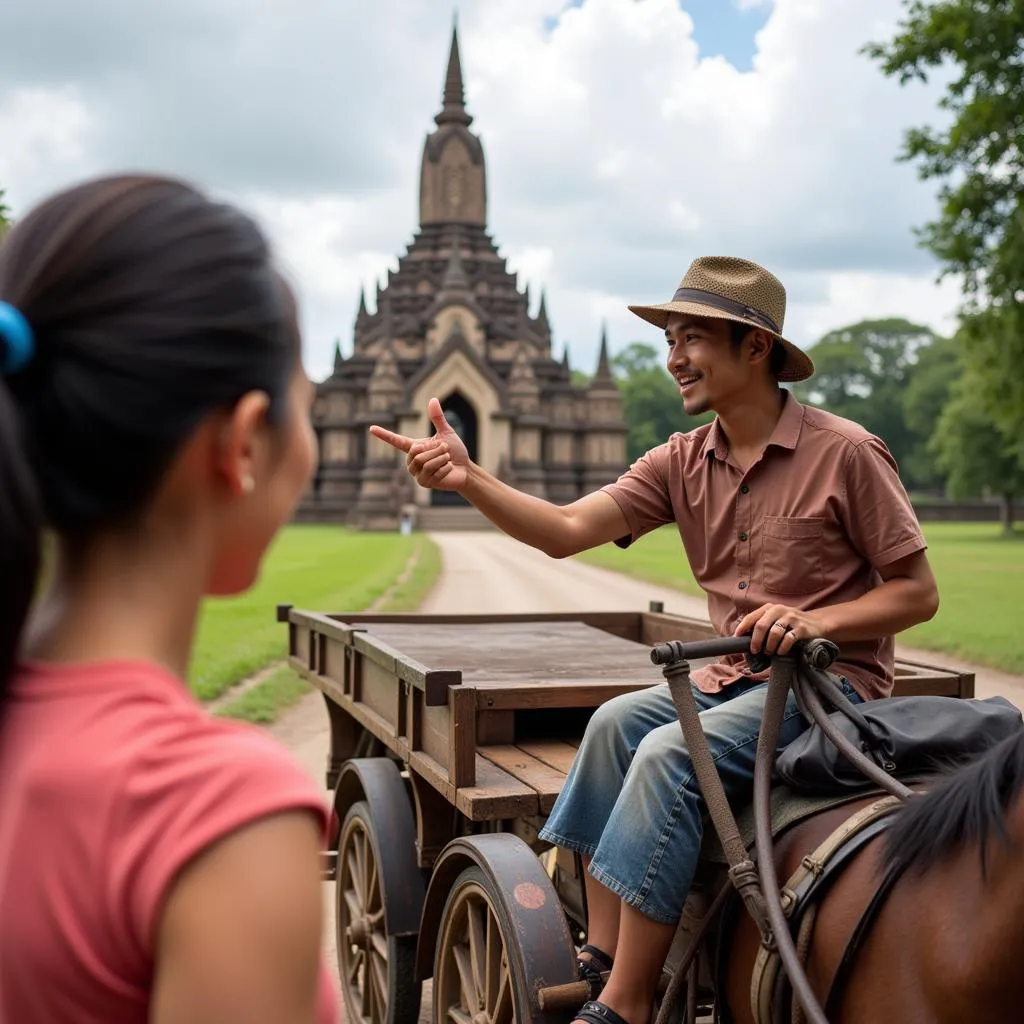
[816,576,940,642]
[457,465,629,557]
[458,464,577,557]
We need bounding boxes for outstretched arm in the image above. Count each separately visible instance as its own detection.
[369,397,629,557]
[459,463,628,558]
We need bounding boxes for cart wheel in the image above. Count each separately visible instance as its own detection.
[336,800,421,1024]
[434,865,533,1023]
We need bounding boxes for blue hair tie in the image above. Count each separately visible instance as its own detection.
[0,301,35,375]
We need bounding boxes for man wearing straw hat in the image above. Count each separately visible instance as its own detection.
[370,256,939,1024]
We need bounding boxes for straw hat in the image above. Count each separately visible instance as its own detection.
[627,256,814,383]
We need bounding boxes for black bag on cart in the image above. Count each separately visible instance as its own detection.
[775,694,1024,794]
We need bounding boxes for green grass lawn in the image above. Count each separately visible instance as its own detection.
[191,526,439,702]
[213,533,444,724]
[577,522,1024,674]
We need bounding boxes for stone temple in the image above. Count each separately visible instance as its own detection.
[299,26,628,529]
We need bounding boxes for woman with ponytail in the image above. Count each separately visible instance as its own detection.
[0,175,336,1023]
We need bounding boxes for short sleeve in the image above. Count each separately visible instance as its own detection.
[840,437,927,568]
[601,444,675,548]
[109,715,330,957]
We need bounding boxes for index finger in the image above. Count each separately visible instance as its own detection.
[369,424,413,453]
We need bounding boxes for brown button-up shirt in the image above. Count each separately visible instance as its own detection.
[602,391,926,701]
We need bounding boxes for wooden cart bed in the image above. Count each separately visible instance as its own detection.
[279,606,975,824]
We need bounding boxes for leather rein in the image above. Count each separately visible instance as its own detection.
[649,637,916,1024]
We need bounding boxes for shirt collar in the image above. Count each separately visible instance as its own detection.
[700,389,806,461]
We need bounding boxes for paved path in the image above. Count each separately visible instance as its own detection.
[269,530,1024,1022]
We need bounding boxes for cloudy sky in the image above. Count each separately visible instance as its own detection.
[0,0,956,381]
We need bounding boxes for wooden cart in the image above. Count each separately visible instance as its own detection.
[276,603,974,1024]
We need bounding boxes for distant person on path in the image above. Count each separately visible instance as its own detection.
[0,175,334,1023]
[370,256,940,1024]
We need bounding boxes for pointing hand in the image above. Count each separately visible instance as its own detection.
[368,397,470,492]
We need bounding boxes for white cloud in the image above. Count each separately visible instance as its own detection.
[0,0,957,382]
[0,87,98,199]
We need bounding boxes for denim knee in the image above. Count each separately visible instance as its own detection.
[538,685,679,855]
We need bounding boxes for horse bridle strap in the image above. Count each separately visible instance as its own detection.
[822,855,911,1018]
[750,796,901,1024]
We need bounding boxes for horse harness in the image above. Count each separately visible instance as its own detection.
[650,638,919,1024]
[748,794,901,1023]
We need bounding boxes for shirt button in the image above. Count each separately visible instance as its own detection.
[738,581,748,590]
[739,531,748,541]
[740,485,750,494]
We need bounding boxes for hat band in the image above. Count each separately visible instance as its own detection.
[670,287,780,335]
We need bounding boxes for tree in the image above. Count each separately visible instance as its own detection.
[930,373,1024,533]
[865,1,1024,459]
[610,342,711,462]
[795,318,939,484]
[0,190,10,236]
[901,334,960,491]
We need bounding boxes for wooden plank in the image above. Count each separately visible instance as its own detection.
[408,751,539,821]
[359,656,401,729]
[422,705,450,772]
[457,755,540,821]
[292,625,311,669]
[517,740,581,776]
[291,612,973,713]
[288,609,360,643]
[351,630,462,705]
[892,677,961,698]
[477,710,515,745]
[474,681,661,711]
[449,686,477,787]
[407,685,422,749]
[321,611,643,633]
[295,667,411,763]
[640,611,715,647]
[360,621,665,692]
[322,636,346,689]
[478,745,567,813]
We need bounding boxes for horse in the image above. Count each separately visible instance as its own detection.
[720,725,1024,1023]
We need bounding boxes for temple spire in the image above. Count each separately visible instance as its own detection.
[378,281,393,340]
[535,289,550,331]
[595,322,612,380]
[435,23,472,127]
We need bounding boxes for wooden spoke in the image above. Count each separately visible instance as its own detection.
[337,812,391,1024]
[435,880,519,1024]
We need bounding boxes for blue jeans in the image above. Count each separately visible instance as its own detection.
[537,675,863,924]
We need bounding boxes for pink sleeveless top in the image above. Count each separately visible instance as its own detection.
[0,659,339,1023]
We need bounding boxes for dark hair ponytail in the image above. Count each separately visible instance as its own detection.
[0,381,41,697]
[0,173,300,711]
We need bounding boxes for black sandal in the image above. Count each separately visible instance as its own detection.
[574,999,633,1024]
[575,944,614,1000]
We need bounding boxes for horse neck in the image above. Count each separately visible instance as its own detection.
[919,791,1024,1014]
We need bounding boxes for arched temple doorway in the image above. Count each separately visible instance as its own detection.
[431,391,478,506]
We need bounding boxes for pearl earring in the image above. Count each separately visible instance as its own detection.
[241,474,255,495]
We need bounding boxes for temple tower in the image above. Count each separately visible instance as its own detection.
[302,26,627,528]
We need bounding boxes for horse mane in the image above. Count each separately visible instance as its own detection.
[883,727,1024,878]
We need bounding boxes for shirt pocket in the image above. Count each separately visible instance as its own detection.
[761,516,825,595]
